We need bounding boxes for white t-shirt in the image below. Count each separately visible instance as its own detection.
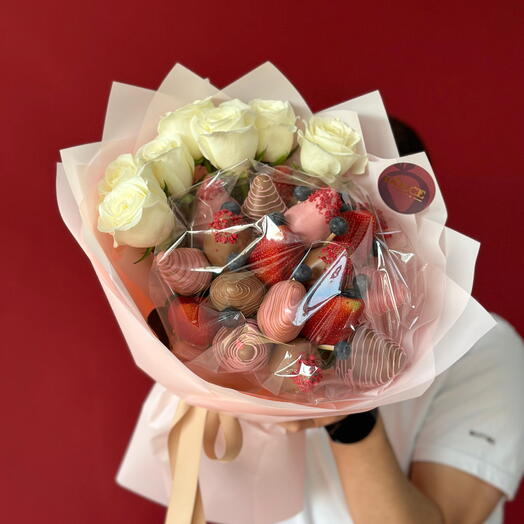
[280,316,524,524]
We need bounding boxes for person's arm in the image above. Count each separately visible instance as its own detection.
[330,415,443,523]
[281,415,503,524]
[410,461,504,524]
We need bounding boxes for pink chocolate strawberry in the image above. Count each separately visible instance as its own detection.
[284,187,342,245]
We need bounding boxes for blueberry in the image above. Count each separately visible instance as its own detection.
[335,340,351,360]
[329,216,349,236]
[227,252,248,270]
[220,201,241,215]
[340,202,352,212]
[218,307,243,328]
[293,185,313,201]
[352,274,369,296]
[292,264,312,283]
[341,288,361,299]
[267,212,287,226]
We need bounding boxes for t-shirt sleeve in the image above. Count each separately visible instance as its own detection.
[412,317,524,499]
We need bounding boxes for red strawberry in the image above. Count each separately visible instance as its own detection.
[197,177,227,201]
[274,181,294,203]
[167,296,219,348]
[193,178,232,230]
[274,165,292,174]
[301,292,365,345]
[336,209,376,253]
[248,217,304,286]
[373,207,392,240]
[356,204,392,237]
[320,243,353,269]
[193,164,208,183]
[272,166,295,203]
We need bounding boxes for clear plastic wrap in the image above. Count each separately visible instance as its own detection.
[150,160,443,405]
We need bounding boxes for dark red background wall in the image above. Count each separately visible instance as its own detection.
[1,1,523,522]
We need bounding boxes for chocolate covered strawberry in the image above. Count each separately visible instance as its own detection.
[284,187,342,245]
[203,209,252,266]
[248,213,304,286]
[304,243,353,288]
[301,290,365,345]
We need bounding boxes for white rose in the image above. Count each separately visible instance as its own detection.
[97,154,138,199]
[190,99,258,169]
[97,172,175,248]
[298,116,368,183]
[220,98,251,111]
[136,135,194,197]
[157,98,215,159]
[250,99,296,162]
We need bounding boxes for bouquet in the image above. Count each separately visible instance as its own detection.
[57,63,495,524]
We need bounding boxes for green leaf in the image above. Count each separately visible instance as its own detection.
[162,182,171,199]
[255,149,266,162]
[231,177,250,202]
[202,158,216,173]
[269,154,288,166]
[269,146,299,166]
[288,144,299,157]
[134,246,154,264]
[177,193,195,219]
[178,193,195,206]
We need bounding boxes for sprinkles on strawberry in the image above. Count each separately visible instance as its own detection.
[209,209,245,244]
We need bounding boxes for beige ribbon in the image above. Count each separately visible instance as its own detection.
[165,401,243,524]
